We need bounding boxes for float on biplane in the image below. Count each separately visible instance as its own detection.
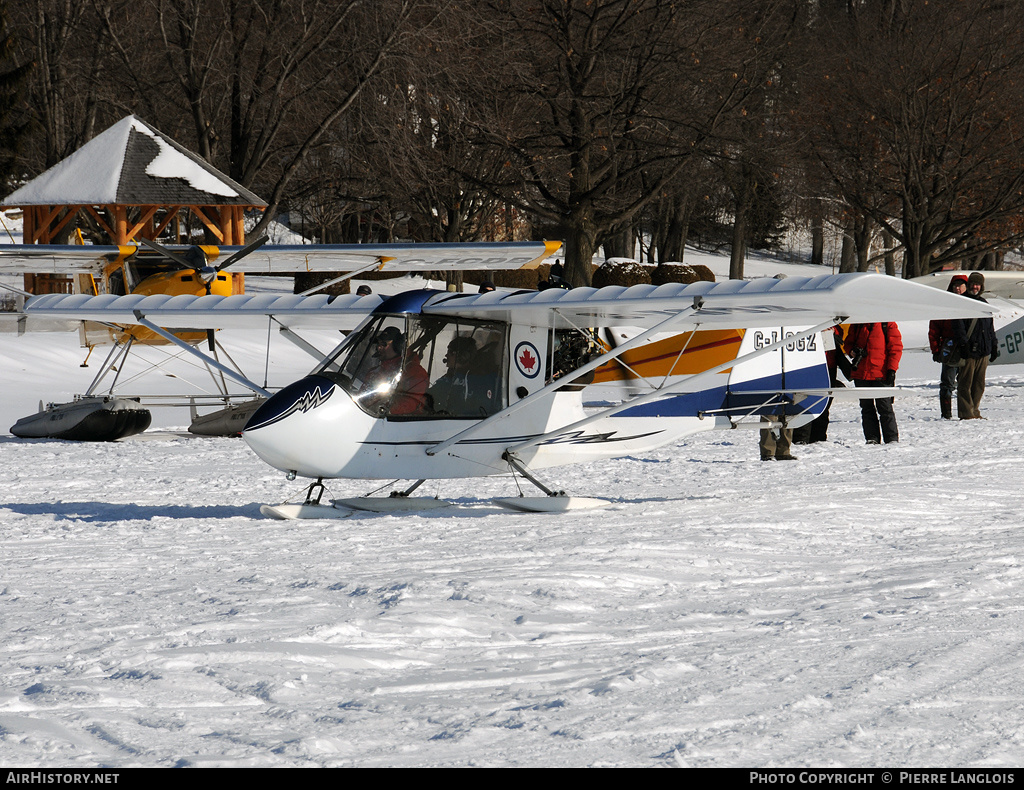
[19,268,994,514]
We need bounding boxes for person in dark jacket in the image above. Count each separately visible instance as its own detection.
[793,325,852,444]
[954,272,999,419]
[928,274,968,419]
[843,321,903,444]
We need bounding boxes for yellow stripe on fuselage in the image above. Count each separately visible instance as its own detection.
[593,328,744,382]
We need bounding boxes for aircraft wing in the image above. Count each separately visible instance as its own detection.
[21,273,994,331]
[21,292,383,330]
[418,273,996,329]
[0,241,561,275]
[0,245,125,274]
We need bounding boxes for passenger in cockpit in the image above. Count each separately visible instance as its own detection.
[427,336,478,416]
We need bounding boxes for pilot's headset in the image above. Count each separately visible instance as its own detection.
[377,325,405,355]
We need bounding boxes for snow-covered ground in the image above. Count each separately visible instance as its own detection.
[3,252,1024,767]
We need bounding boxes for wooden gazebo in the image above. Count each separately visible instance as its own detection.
[1,115,266,292]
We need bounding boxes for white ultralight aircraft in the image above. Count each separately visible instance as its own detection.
[19,261,993,516]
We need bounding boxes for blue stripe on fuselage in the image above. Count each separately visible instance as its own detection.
[616,364,831,418]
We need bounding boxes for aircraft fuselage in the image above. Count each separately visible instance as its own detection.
[242,290,829,482]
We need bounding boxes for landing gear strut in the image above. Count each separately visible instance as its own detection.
[304,477,326,505]
[494,452,608,512]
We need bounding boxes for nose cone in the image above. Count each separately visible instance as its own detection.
[245,375,337,433]
[243,375,351,477]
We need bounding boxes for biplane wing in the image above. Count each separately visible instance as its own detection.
[22,272,995,330]
[0,240,562,276]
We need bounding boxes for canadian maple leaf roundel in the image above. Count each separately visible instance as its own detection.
[514,341,541,378]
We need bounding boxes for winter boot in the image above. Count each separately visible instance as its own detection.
[940,395,952,420]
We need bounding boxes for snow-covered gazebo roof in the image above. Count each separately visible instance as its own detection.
[2,115,265,246]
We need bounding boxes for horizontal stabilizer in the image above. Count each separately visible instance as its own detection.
[736,387,898,401]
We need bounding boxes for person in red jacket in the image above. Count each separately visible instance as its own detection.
[843,322,903,444]
[359,326,429,416]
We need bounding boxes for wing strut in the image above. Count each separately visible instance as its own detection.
[425,301,704,456]
[83,337,134,396]
[295,257,390,296]
[274,320,332,361]
[506,318,844,455]
[131,311,272,397]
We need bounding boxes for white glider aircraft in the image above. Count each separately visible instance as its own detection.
[20,266,992,515]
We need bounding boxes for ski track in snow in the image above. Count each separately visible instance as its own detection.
[3,295,1024,765]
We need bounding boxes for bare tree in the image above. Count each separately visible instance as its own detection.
[358,3,511,246]
[799,0,1024,278]
[87,0,439,240]
[0,0,32,190]
[8,0,122,168]
[467,0,795,286]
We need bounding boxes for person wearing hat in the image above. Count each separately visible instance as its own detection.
[478,281,496,293]
[426,335,480,416]
[356,284,373,296]
[928,274,969,419]
[359,325,428,416]
[953,272,999,419]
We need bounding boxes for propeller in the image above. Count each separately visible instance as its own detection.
[139,235,270,292]
[139,236,201,271]
[137,236,270,350]
[209,235,270,274]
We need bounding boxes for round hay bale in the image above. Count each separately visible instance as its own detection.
[649,263,715,285]
[592,259,652,288]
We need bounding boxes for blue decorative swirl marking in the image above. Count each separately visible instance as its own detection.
[244,376,335,432]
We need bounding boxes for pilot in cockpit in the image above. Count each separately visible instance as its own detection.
[359,326,429,416]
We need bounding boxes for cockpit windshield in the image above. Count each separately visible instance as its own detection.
[314,314,507,420]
